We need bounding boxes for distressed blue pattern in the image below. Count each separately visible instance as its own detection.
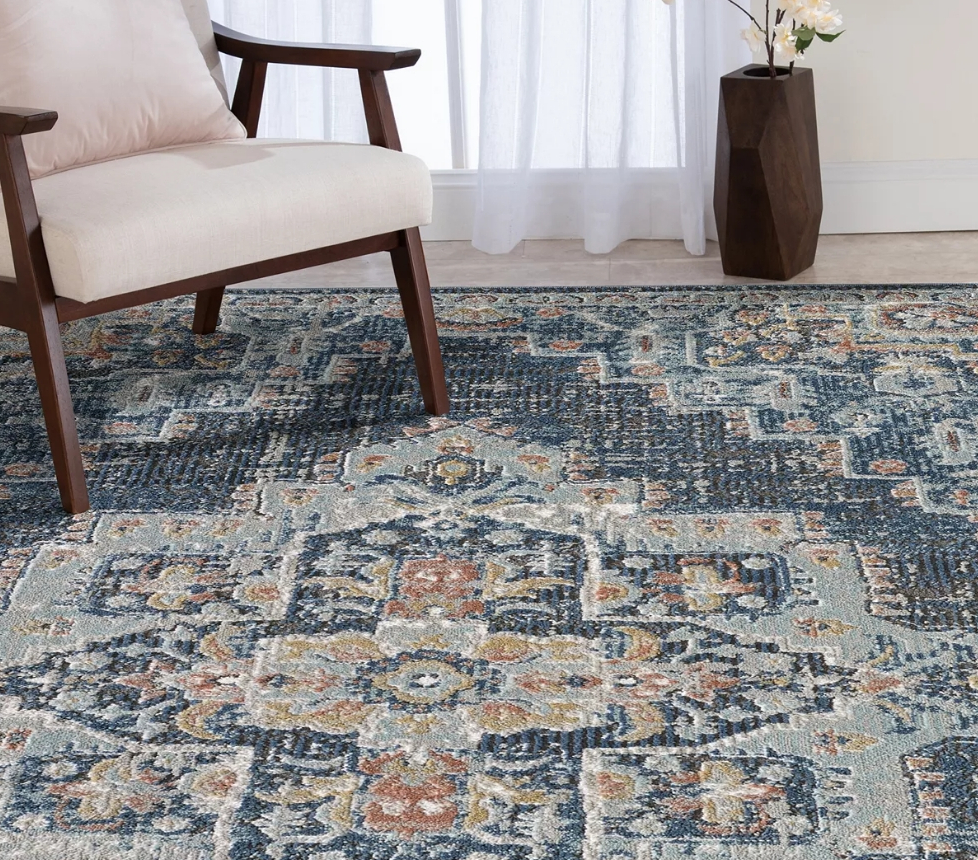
[0,285,976,858]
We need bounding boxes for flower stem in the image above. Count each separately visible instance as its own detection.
[719,0,765,36]
[721,0,778,77]
[766,0,775,77]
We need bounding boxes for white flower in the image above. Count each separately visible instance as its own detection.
[672,0,843,60]
[787,0,844,33]
[773,22,803,62]
[741,22,766,54]
[811,6,843,33]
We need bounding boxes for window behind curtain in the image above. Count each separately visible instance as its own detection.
[207,0,678,171]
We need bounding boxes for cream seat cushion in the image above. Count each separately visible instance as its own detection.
[0,140,433,304]
[0,0,244,178]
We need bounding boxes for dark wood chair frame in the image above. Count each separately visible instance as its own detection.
[0,22,450,516]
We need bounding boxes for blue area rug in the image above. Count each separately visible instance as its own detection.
[0,285,977,859]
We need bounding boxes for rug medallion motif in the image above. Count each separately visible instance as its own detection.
[0,286,976,858]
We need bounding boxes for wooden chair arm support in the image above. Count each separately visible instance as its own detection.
[212,22,420,71]
[0,107,58,137]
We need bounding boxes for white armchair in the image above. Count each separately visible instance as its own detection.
[0,0,449,515]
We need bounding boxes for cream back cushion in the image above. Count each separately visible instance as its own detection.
[0,0,244,179]
[180,0,231,105]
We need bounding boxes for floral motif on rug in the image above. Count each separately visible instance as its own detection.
[0,285,977,859]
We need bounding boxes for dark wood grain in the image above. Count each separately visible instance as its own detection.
[358,70,401,150]
[714,64,823,281]
[213,22,420,71]
[0,132,89,513]
[192,287,225,335]
[391,228,450,416]
[0,107,58,136]
[357,65,448,415]
[0,278,25,330]
[231,59,267,138]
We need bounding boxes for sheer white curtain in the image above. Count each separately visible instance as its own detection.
[674,0,752,255]
[473,0,748,255]
[205,0,462,166]
[205,0,746,255]
[207,0,371,142]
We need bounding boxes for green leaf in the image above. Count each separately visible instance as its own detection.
[816,30,844,42]
[795,35,815,52]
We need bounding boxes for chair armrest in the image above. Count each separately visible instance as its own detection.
[212,22,421,71]
[0,107,58,137]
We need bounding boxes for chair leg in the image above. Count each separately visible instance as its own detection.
[26,305,90,514]
[390,228,450,416]
[192,287,225,335]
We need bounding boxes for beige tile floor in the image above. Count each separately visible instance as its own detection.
[250,232,978,291]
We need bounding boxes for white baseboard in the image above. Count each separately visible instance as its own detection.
[421,161,978,243]
[821,159,978,234]
[422,171,478,243]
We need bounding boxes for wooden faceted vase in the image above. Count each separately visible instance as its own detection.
[714,64,823,281]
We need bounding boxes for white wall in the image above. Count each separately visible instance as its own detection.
[751,0,978,234]
[793,2,976,163]
[426,4,978,241]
